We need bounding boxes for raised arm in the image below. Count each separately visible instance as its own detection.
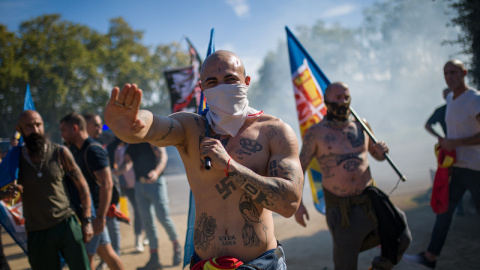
[104,83,186,147]
[59,146,93,243]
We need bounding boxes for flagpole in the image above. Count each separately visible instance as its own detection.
[350,108,407,182]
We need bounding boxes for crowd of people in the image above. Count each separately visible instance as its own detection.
[0,52,478,270]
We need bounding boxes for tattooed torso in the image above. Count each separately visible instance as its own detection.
[173,113,292,262]
[303,119,373,197]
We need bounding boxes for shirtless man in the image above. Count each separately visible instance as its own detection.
[104,50,303,269]
[294,82,411,270]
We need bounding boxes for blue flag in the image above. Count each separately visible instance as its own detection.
[183,28,215,268]
[0,84,36,255]
[286,26,330,214]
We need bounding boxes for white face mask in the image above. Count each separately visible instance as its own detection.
[204,84,261,137]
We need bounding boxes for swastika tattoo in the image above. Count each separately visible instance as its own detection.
[215,178,237,199]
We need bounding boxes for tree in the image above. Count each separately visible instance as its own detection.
[0,15,188,140]
[448,0,480,89]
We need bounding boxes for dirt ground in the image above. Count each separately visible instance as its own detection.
[3,173,479,270]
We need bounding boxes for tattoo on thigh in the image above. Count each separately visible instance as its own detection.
[194,212,217,251]
[215,178,237,199]
[239,194,266,247]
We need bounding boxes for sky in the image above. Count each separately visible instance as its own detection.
[0,0,461,194]
[0,0,379,80]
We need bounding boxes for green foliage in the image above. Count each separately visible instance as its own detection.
[447,0,480,89]
[0,14,188,141]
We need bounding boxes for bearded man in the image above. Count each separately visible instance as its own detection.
[12,110,93,270]
[294,82,412,270]
[104,50,303,270]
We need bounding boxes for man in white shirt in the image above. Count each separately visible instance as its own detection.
[403,59,480,269]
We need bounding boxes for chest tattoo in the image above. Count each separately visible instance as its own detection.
[239,138,263,153]
[346,126,364,148]
[215,177,237,200]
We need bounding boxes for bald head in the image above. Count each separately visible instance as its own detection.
[16,110,44,137]
[325,82,349,102]
[200,50,249,90]
[444,59,466,72]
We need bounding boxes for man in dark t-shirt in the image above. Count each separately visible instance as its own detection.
[60,112,124,270]
[425,88,451,139]
[116,142,181,269]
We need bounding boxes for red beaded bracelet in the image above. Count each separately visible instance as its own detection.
[224,157,231,177]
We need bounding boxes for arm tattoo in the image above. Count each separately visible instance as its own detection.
[59,147,81,182]
[156,118,174,141]
[193,115,202,128]
[194,212,217,251]
[239,194,267,247]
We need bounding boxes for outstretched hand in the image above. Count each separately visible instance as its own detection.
[294,201,309,227]
[104,84,147,140]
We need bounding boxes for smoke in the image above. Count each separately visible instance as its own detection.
[249,0,465,192]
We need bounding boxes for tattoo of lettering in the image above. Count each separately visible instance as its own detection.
[239,138,262,153]
[346,125,364,148]
[194,212,217,251]
[219,234,237,246]
[265,125,279,141]
[156,119,174,141]
[215,177,237,199]
[239,194,266,247]
[230,171,278,207]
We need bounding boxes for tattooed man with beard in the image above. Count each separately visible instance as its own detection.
[11,110,93,269]
[104,50,303,269]
[294,82,412,270]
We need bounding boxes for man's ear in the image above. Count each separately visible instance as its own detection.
[245,76,251,86]
[72,124,79,133]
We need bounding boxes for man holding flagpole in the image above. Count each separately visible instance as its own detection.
[294,82,411,270]
[104,50,303,269]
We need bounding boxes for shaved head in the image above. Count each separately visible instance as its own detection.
[325,82,349,101]
[201,50,246,77]
[18,110,42,125]
[444,59,466,72]
[200,50,250,90]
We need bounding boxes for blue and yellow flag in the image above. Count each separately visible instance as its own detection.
[0,84,35,255]
[183,28,215,268]
[286,27,330,214]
